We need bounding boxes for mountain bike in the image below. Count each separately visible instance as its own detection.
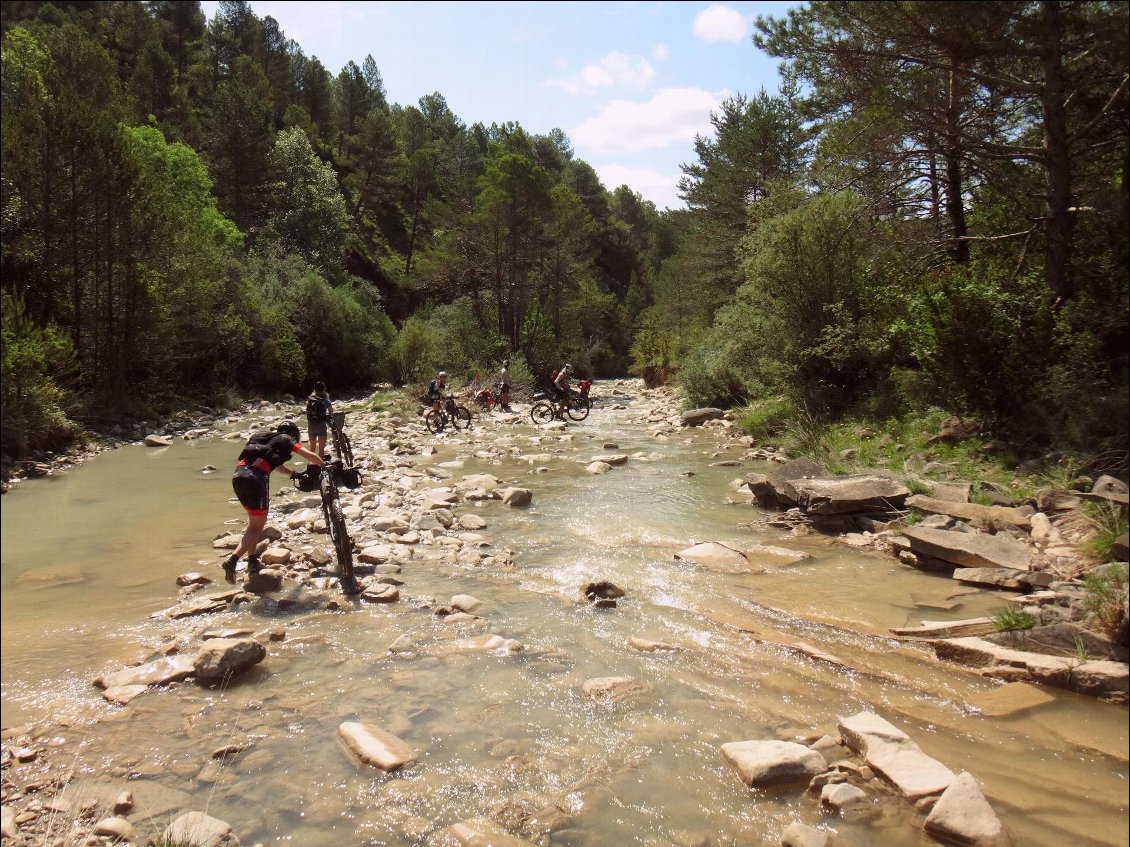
[330,411,354,466]
[424,395,472,433]
[530,387,590,424]
[294,460,361,595]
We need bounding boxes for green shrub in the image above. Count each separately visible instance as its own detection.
[1082,503,1129,562]
[990,606,1037,632]
[1082,565,1128,642]
[736,397,795,441]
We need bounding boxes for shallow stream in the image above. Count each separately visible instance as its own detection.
[1,387,1127,846]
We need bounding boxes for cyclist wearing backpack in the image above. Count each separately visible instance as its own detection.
[427,371,448,414]
[222,420,324,583]
[305,381,333,459]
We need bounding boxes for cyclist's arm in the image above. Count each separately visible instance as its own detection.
[292,445,326,466]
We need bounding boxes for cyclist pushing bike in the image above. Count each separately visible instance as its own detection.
[427,371,448,414]
[552,363,573,417]
[224,421,325,583]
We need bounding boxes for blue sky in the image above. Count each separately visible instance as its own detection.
[199,1,800,210]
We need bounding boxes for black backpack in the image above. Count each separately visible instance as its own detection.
[238,431,280,466]
[306,394,329,422]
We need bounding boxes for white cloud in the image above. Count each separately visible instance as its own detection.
[692,4,749,43]
[571,87,728,155]
[594,163,684,210]
[545,52,656,95]
[652,43,669,61]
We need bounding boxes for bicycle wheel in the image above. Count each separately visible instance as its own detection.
[425,409,447,433]
[566,394,592,422]
[531,401,555,425]
[327,497,359,593]
[338,431,354,466]
[453,405,473,429]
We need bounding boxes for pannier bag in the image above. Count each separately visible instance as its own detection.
[334,465,363,490]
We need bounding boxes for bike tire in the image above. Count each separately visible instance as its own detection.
[453,405,473,430]
[531,401,555,425]
[327,497,358,592]
[338,431,354,467]
[566,395,592,422]
[425,409,446,433]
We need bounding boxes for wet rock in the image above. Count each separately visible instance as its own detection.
[820,781,869,813]
[582,676,646,706]
[674,542,761,574]
[243,569,284,593]
[745,457,827,509]
[465,634,523,654]
[450,594,482,613]
[965,682,1054,717]
[781,822,832,847]
[102,684,149,705]
[500,487,532,507]
[628,637,678,652]
[582,581,625,601]
[338,721,416,771]
[177,572,212,586]
[362,584,400,603]
[720,740,826,787]
[443,818,536,846]
[838,712,956,800]
[192,638,266,682]
[951,568,1027,590]
[144,434,172,447]
[113,791,133,814]
[94,656,195,690]
[457,514,487,530]
[586,461,612,474]
[94,816,134,839]
[924,771,1011,847]
[163,811,238,847]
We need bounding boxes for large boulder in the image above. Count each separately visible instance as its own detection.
[500,487,532,508]
[720,740,826,787]
[785,475,910,516]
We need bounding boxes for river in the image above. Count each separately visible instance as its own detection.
[1,382,1127,846]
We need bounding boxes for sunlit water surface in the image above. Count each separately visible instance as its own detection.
[2,392,1126,846]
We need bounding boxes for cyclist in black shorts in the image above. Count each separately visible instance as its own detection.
[223,420,325,582]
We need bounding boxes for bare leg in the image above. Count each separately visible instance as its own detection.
[235,513,268,559]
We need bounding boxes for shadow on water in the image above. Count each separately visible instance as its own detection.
[2,396,1127,847]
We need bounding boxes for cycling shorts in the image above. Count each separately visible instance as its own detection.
[232,466,270,515]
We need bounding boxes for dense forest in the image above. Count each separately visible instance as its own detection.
[2,1,1127,467]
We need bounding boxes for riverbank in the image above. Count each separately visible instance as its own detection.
[2,379,1127,846]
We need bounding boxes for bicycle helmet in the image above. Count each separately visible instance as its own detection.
[277,420,300,440]
[313,380,326,393]
[564,363,572,372]
[438,371,447,378]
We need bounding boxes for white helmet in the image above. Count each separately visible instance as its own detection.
[438,371,447,378]
[564,363,572,372]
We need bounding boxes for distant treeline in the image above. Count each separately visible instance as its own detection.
[2,1,1127,462]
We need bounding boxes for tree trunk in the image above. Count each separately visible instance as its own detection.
[944,61,969,264]
[1039,0,1074,301]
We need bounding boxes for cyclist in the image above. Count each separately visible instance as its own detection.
[305,381,333,459]
[497,360,512,412]
[552,363,573,418]
[427,371,448,413]
[223,421,325,583]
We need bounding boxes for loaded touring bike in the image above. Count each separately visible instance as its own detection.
[330,411,354,466]
[294,459,362,595]
[530,380,592,424]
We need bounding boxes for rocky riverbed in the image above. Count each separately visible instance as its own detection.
[1,380,1126,847]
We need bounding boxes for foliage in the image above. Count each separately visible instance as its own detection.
[736,396,795,442]
[1081,503,1130,562]
[0,294,80,455]
[1082,565,1129,643]
[990,605,1037,633]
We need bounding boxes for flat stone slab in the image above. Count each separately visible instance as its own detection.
[838,712,956,800]
[902,527,1030,571]
[162,812,236,847]
[784,475,910,515]
[674,542,762,574]
[720,740,826,787]
[966,682,1055,717]
[890,617,995,639]
[934,638,1129,703]
[952,567,1028,589]
[582,676,646,706]
[906,495,1032,529]
[94,656,195,690]
[338,721,416,771]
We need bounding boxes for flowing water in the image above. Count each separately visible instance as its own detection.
[2,388,1127,847]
